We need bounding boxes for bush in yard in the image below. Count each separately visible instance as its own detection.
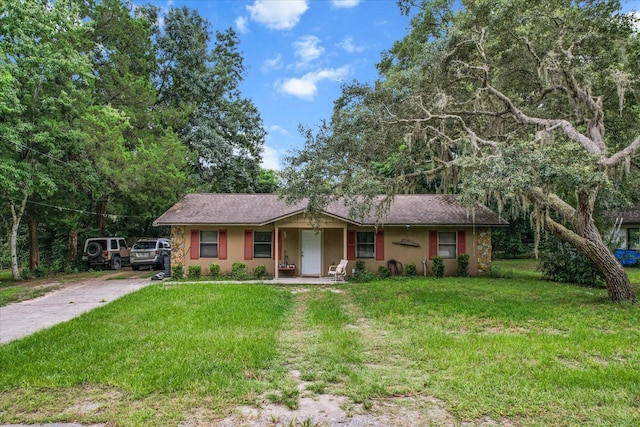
[231,262,252,280]
[187,265,201,279]
[432,256,445,278]
[209,263,220,278]
[253,264,268,280]
[405,262,417,276]
[456,254,469,277]
[355,260,366,273]
[378,265,391,278]
[172,264,184,279]
[351,270,377,283]
[538,236,604,287]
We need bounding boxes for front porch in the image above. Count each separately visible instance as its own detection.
[273,226,347,279]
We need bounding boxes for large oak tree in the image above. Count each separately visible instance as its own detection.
[282,0,639,301]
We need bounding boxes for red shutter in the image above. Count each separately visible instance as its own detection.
[457,230,466,256]
[244,230,253,260]
[375,230,385,260]
[278,231,283,260]
[347,231,356,260]
[190,229,199,260]
[429,230,438,260]
[219,230,227,260]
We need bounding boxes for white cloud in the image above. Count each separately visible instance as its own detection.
[247,0,309,30]
[331,0,361,8]
[278,66,350,100]
[269,124,289,136]
[293,35,324,67]
[631,11,640,32]
[235,16,249,34]
[261,54,283,73]
[337,36,365,53]
[261,145,281,170]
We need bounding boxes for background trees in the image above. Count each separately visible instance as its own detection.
[1,0,267,277]
[150,7,266,193]
[281,0,640,301]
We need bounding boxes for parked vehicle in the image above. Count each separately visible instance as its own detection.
[130,238,171,270]
[82,237,131,270]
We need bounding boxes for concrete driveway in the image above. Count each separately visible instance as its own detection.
[0,271,153,344]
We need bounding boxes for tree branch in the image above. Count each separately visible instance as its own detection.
[605,135,640,167]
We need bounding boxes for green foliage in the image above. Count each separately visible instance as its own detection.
[279,0,639,301]
[405,262,417,276]
[231,262,251,280]
[378,265,391,278]
[456,254,469,277]
[538,237,605,288]
[491,217,534,259]
[151,8,266,193]
[187,265,201,279]
[253,264,268,280]
[348,259,376,282]
[431,256,444,278]
[209,263,220,278]
[172,264,184,279]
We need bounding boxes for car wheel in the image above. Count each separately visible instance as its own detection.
[111,256,122,270]
[86,242,102,258]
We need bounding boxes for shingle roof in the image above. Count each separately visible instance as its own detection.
[153,194,508,227]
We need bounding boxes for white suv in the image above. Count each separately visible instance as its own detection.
[82,237,131,270]
[130,238,171,271]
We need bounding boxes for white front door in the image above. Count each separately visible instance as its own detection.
[301,230,322,276]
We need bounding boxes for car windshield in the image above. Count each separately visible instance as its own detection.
[133,241,156,250]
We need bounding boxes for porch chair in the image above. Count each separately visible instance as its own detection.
[328,259,348,282]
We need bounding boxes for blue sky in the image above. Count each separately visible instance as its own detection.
[141,0,640,171]
[141,0,414,170]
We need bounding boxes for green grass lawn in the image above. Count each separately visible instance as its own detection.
[0,265,639,426]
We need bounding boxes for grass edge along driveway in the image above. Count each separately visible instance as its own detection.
[0,269,639,426]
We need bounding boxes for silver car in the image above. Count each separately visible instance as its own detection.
[130,238,171,270]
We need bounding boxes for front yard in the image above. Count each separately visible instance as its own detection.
[0,262,639,426]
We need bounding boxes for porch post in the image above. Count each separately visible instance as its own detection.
[343,226,348,259]
[275,225,279,279]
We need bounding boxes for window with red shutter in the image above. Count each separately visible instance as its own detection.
[244,230,253,260]
[347,231,356,260]
[190,229,199,260]
[457,231,466,255]
[375,231,385,260]
[429,230,438,260]
[219,230,227,260]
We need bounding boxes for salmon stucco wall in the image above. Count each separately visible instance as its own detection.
[476,227,492,275]
[171,225,186,276]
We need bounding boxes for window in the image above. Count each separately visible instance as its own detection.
[254,231,272,258]
[629,228,640,250]
[357,232,375,258]
[200,231,218,258]
[438,232,457,258]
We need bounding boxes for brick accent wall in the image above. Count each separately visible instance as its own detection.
[171,225,186,276]
[476,227,492,275]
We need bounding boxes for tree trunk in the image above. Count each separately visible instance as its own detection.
[29,217,40,272]
[96,199,107,237]
[9,194,28,280]
[579,219,636,302]
[10,216,21,280]
[68,229,78,265]
[533,187,636,303]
